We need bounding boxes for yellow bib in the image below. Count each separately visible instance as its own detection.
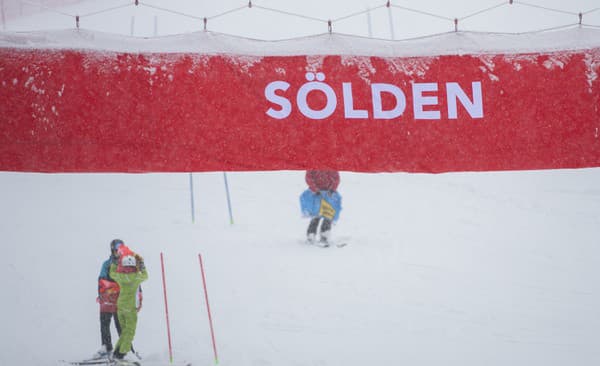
[319,198,336,220]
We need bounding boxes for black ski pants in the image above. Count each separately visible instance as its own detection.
[100,311,121,351]
[307,216,332,236]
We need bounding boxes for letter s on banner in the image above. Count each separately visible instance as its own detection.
[265,81,292,119]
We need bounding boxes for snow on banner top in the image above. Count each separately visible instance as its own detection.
[1,27,600,56]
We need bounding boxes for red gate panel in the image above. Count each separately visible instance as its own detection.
[1,46,599,172]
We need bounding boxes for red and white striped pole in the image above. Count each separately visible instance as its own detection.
[160,252,174,363]
[199,253,219,365]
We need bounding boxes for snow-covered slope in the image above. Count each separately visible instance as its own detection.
[2,1,600,365]
[1,169,599,365]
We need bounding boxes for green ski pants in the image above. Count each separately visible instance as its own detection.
[115,309,138,354]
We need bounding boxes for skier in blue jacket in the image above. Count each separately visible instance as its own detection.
[301,170,342,245]
[93,239,124,359]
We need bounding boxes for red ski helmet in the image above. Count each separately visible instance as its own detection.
[116,248,137,273]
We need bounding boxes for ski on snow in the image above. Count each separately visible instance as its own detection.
[319,242,347,248]
[62,360,139,366]
[61,358,114,366]
[302,239,348,248]
[62,359,190,366]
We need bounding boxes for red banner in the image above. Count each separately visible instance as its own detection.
[1,46,599,172]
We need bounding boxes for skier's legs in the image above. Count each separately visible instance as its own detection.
[100,312,113,351]
[116,309,138,355]
[113,311,122,336]
[320,218,332,242]
[307,216,321,242]
[307,217,320,235]
[112,312,135,354]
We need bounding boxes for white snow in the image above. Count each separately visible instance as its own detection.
[1,170,600,366]
[584,53,599,92]
[1,1,600,365]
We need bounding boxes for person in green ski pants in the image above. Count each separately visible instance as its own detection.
[109,251,148,361]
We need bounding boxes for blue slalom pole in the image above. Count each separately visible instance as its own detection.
[223,172,234,225]
[189,173,195,223]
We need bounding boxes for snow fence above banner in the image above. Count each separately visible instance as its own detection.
[0,29,599,173]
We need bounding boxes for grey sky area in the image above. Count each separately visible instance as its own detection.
[2,0,599,39]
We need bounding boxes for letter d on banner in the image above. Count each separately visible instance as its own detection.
[371,83,406,119]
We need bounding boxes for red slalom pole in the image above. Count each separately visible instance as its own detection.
[160,252,174,363]
[199,253,219,365]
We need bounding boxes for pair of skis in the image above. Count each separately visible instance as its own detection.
[64,359,190,366]
[316,242,347,248]
[63,358,139,366]
[305,239,348,248]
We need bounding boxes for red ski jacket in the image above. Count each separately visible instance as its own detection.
[305,170,340,192]
[98,279,120,313]
[97,278,144,313]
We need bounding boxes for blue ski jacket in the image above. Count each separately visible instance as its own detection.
[300,189,342,222]
[99,257,117,281]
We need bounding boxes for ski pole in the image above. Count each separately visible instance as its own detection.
[131,344,141,360]
[160,252,174,363]
[189,173,195,224]
[199,253,219,365]
[223,172,234,225]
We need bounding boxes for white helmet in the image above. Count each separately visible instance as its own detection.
[122,255,137,267]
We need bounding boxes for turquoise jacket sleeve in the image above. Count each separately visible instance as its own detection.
[99,258,112,280]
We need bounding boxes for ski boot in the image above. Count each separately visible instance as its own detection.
[91,345,110,360]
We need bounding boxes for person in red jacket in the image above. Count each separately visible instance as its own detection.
[305,170,340,244]
[94,239,143,360]
[94,239,124,359]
